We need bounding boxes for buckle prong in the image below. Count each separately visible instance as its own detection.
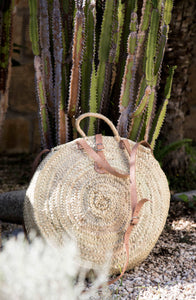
[130,216,139,224]
[95,143,104,152]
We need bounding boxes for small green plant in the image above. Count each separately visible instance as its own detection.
[178,194,189,203]
[177,194,196,210]
[154,138,192,166]
[118,265,123,286]
[27,0,175,150]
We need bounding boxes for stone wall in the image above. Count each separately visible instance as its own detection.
[162,0,196,144]
[160,0,196,173]
[0,0,40,154]
[184,41,196,140]
[0,0,196,154]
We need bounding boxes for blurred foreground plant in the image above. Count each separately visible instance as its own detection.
[28,0,175,150]
[0,233,110,300]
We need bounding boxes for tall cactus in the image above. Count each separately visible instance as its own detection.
[81,0,96,115]
[34,56,52,149]
[95,0,115,121]
[117,11,138,137]
[29,0,39,55]
[27,0,175,151]
[68,1,85,120]
[52,0,64,144]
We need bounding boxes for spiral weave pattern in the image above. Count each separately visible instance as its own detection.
[24,136,170,274]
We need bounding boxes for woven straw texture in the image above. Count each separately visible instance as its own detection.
[24,136,170,275]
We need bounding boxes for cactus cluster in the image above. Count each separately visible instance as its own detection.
[29,0,175,150]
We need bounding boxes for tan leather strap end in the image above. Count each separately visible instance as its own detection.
[108,198,149,285]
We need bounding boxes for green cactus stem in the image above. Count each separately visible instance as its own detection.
[135,0,152,69]
[164,65,176,100]
[154,24,167,76]
[119,12,137,112]
[98,1,120,118]
[34,56,51,149]
[60,0,75,107]
[129,110,146,142]
[68,3,85,119]
[164,0,173,25]
[109,0,125,97]
[113,0,125,65]
[117,12,137,137]
[121,0,137,52]
[144,88,156,141]
[149,65,176,149]
[81,0,96,115]
[52,0,65,145]
[96,0,114,110]
[144,0,174,142]
[132,86,151,117]
[29,0,39,55]
[88,62,97,136]
[60,0,75,55]
[39,0,54,113]
[145,8,160,85]
[150,98,168,150]
[128,77,148,140]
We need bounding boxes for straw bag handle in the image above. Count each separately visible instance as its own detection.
[75,112,121,142]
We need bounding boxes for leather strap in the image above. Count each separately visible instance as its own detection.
[77,139,129,179]
[94,134,107,174]
[107,140,151,285]
[121,140,152,214]
[77,136,151,285]
[108,198,149,285]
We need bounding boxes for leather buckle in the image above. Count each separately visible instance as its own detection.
[130,216,139,225]
[95,143,104,152]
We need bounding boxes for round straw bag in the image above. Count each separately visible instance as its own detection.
[24,113,170,276]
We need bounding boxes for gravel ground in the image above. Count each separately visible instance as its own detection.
[0,154,196,299]
[109,215,196,299]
